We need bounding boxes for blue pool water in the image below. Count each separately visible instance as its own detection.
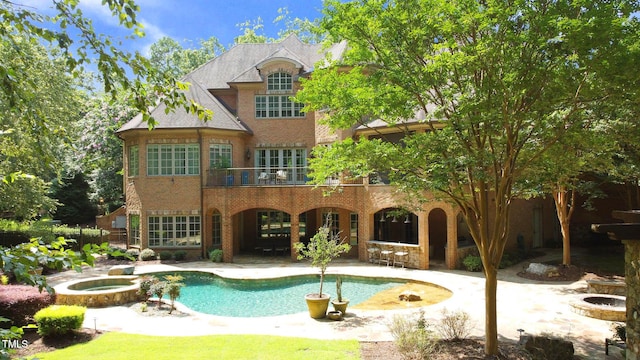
[149,272,405,317]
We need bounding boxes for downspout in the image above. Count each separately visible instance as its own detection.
[198,129,205,259]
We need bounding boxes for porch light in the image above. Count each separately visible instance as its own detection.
[404,215,411,224]
[379,212,385,222]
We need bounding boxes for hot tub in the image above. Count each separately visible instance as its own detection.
[55,276,142,307]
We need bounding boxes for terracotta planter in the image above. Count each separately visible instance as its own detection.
[331,299,349,315]
[305,293,330,319]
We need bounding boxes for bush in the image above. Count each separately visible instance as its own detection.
[174,250,187,261]
[499,252,520,269]
[107,246,127,260]
[137,276,157,302]
[388,309,437,359]
[139,248,156,261]
[436,308,473,340]
[164,275,184,314]
[150,280,167,307]
[34,305,86,337]
[462,255,483,272]
[0,285,56,327]
[125,248,140,260]
[209,249,223,262]
[159,251,172,261]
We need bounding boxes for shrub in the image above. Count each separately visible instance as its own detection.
[209,249,223,263]
[499,252,520,269]
[462,255,483,272]
[164,275,184,314]
[34,305,86,337]
[159,251,172,261]
[107,246,127,260]
[0,285,55,327]
[125,248,140,260]
[137,276,157,302]
[174,250,187,261]
[611,322,626,341]
[139,248,156,261]
[436,308,473,340]
[150,280,167,307]
[388,309,438,359]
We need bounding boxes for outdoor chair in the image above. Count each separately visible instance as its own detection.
[275,170,287,184]
[258,172,269,184]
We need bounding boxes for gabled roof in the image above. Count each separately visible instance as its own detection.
[189,34,331,90]
[118,35,344,134]
[117,75,249,133]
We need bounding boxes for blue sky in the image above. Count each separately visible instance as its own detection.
[26,0,326,54]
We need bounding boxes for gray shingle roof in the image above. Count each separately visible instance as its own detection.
[118,35,341,134]
[189,35,327,90]
[117,75,248,133]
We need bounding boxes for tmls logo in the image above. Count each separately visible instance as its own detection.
[2,339,29,349]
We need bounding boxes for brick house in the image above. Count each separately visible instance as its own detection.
[116,35,557,269]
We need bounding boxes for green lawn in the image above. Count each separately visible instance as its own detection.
[30,332,361,360]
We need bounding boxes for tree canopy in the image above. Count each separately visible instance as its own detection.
[298,0,640,355]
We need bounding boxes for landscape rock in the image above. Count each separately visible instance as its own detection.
[108,265,135,276]
[524,335,574,360]
[526,263,558,277]
[398,291,421,302]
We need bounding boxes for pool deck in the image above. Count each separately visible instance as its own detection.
[46,249,625,359]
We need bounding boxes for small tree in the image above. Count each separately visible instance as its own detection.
[164,275,184,314]
[149,280,167,308]
[293,218,350,298]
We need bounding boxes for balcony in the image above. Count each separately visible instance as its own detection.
[206,167,308,187]
[206,167,367,187]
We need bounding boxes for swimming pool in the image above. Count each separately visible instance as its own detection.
[147,272,407,317]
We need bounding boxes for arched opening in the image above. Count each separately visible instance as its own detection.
[428,208,447,260]
[297,207,359,258]
[373,208,418,244]
[233,208,293,256]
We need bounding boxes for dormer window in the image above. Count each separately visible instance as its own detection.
[256,71,305,119]
[267,72,292,92]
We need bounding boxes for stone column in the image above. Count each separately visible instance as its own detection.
[290,216,299,261]
[625,240,640,360]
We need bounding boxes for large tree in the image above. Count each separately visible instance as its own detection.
[529,116,612,265]
[298,0,638,355]
[0,0,210,130]
[148,36,225,79]
[0,34,85,219]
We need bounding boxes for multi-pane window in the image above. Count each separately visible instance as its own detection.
[267,72,292,91]
[350,213,358,246]
[130,214,140,246]
[128,146,139,176]
[257,211,291,239]
[212,213,221,246]
[148,217,160,247]
[147,144,199,176]
[255,72,304,118]
[255,95,304,118]
[322,211,340,238]
[210,144,232,168]
[147,215,201,247]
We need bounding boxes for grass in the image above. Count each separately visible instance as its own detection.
[30,332,361,360]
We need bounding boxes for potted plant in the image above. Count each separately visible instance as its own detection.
[293,218,351,319]
[331,275,349,315]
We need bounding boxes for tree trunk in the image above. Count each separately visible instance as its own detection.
[560,217,571,265]
[553,184,575,266]
[484,265,499,355]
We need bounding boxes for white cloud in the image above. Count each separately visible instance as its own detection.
[138,18,169,55]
